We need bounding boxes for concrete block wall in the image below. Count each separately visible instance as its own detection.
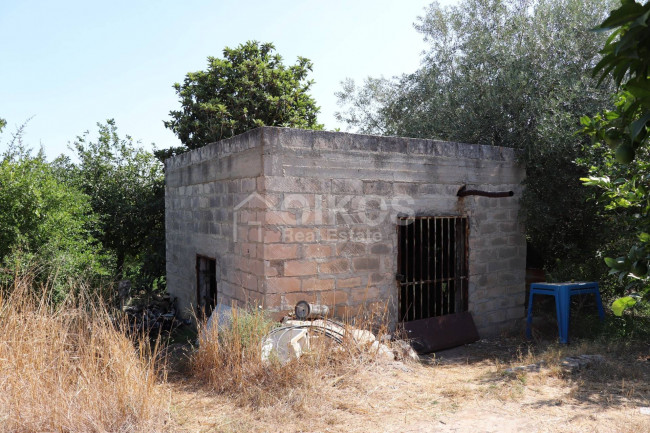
[257,128,526,335]
[166,127,526,336]
[165,129,266,316]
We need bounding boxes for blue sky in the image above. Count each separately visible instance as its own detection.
[1,0,456,159]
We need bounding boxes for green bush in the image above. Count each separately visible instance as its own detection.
[64,120,166,293]
[0,137,109,299]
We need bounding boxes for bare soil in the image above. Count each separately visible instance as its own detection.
[165,339,650,433]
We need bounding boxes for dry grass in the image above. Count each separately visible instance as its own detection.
[191,307,299,407]
[168,314,650,433]
[0,276,170,432]
[4,269,645,433]
[169,337,650,432]
[190,302,393,409]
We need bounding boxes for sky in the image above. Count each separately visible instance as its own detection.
[0,0,457,159]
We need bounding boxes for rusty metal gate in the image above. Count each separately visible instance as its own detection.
[397,216,469,322]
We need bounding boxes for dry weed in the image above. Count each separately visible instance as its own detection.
[0,277,169,432]
[190,300,395,409]
[191,307,300,408]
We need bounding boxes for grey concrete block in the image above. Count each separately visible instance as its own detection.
[332,178,363,194]
[457,143,481,159]
[363,181,393,195]
[379,136,408,154]
[264,176,330,193]
[353,256,381,271]
[393,182,419,195]
[408,140,459,158]
[282,128,315,150]
[313,131,351,151]
[370,243,391,254]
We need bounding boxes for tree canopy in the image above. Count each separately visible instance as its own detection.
[0,128,105,296]
[62,120,165,290]
[337,0,618,280]
[0,118,166,297]
[165,41,323,151]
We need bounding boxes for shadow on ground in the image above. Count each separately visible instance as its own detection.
[425,330,649,411]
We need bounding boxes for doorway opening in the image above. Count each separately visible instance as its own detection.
[196,255,217,318]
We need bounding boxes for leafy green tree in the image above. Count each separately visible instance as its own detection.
[581,0,650,315]
[336,0,618,281]
[164,41,323,150]
[0,127,106,296]
[64,120,166,291]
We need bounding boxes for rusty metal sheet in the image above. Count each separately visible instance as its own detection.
[402,311,479,354]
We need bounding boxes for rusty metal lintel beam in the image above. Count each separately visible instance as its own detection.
[457,185,514,198]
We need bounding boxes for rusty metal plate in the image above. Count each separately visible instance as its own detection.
[402,311,479,354]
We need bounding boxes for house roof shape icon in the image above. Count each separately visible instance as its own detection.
[234,191,276,211]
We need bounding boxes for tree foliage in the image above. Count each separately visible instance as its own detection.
[165,41,323,151]
[0,126,106,296]
[581,0,650,314]
[336,0,618,280]
[63,120,166,291]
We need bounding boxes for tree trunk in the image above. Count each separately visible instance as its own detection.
[116,250,125,281]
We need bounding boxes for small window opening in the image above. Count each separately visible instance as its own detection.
[196,255,217,318]
[397,216,468,322]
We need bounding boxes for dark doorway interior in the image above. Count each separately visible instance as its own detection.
[196,255,217,318]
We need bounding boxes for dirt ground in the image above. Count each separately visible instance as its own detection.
[165,338,650,433]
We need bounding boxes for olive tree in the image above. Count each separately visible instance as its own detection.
[337,0,618,281]
[65,120,165,291]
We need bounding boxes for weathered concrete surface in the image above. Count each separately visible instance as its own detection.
[165,127,526,336]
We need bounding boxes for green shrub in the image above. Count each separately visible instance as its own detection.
[0,138,109,298]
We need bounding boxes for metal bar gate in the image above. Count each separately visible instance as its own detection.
[397,216,468,322]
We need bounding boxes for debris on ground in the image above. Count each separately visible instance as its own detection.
[370,340,395,362]
[260,319,346,364]
[123,292,188,337]
[260,316,419,365]
[392,339,421,362]
[504,354,604,375]
[205,303,233,332]
[504,362,546,374]
[261,327,312,363]
[559,354,604,371]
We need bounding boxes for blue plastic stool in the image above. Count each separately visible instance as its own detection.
[526,282,605,344]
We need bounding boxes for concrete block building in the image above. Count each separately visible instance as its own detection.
[165,127,526,336]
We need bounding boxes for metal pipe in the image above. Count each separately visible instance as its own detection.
[457,185,514,198]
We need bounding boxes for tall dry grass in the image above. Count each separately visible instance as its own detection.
[191,307,298,407]
[191,302,393,408]
[0,275,169,433]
